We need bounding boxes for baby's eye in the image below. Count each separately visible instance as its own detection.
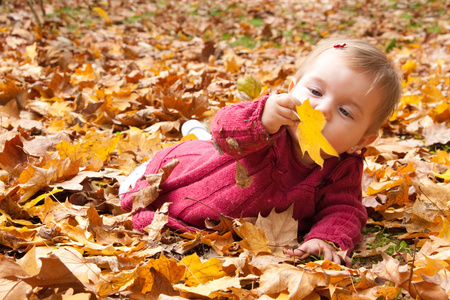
[310,89,322,97]
[339,107,351,118]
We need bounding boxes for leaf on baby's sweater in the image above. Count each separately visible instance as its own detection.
[235,160,253,189]
[296,100,338,167]
[226,137,241,152]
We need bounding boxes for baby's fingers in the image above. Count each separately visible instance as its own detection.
[276,105,300,124]
[323,250,341,265]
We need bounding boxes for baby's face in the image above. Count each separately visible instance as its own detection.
[290,50,382,156]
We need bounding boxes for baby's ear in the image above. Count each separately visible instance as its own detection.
[288,80,296,92]
[348,132,379,154]
[357,132,378,149]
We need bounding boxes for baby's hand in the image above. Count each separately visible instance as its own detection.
[261,93,301,135]
[285,238,352,267]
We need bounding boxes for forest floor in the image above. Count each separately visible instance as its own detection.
[0,0,449,299]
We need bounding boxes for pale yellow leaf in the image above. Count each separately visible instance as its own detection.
[255,204,298,255]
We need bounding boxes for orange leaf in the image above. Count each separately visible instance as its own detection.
[233,219,271,255]
[0,132,28,176]
[140,253,185,293]
[201,231,235,256]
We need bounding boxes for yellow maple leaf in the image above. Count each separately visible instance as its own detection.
[173,276,241,297]
[438,218,450,241]
[180,253,227,286]
[93,7,110,22]
[401,59,417,73]
[56,140,83,161]
[296,99,338,167]
[434,168,450,182]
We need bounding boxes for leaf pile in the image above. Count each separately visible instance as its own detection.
[0,0,449,299]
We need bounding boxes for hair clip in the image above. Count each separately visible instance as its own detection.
[333,43,346,48]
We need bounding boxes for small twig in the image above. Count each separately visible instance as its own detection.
[184,197,235,233]
[184,197,224,217]
[38,0,45,16]
[26,0,42,30]
[409,237,420,299]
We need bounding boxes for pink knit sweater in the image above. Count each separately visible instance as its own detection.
[121,95,367,250]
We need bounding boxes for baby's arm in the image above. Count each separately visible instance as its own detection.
[285,238,352,267]
[212,94,299,158]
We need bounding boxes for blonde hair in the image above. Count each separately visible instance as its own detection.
[293,38,402,134]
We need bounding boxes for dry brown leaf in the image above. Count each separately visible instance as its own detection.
[131,158,179,213]
[14,253,95,294]
[257,264,326,299]
[235,160,254,189]
[0,131,28,177]
[255,205,298,255]
[143,202,170,241]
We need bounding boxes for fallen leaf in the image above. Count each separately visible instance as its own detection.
[233,219,271,255]
[255,205,298,255]
[173,276,241,297]
[257,264,327,299]
[16,253,95,294]
[0,131,28,176]
[131,158,179,212]
[179,253,227,287]
[237,74,262,99]
[139,253,185,293]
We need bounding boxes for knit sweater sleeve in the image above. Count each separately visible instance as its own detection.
[304,156,368,251]
[211,94,281,158]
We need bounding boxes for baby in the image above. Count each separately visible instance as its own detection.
[120,37,401,265]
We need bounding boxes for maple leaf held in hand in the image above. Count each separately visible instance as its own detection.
[296,99,338,167]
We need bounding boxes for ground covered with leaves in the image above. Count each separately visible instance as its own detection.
[0,0,449,299]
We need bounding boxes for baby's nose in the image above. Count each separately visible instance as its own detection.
[314,102,331,121]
